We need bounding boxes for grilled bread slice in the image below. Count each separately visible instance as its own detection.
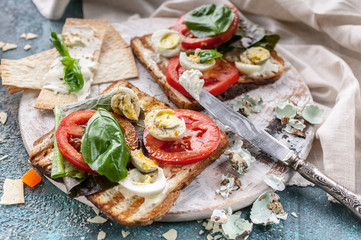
[131,34,284,110]
[29,80,228,226]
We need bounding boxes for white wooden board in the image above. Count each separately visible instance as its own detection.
[19,18,314,222]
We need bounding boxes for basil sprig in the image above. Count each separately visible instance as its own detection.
[184,4,234,38]
[199,49,224,63]
[218,19,280,52]
[50,32,84,92]
[81,108,130,182]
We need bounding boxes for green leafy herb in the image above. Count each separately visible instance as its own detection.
[199,49,224,63]
[50,32,84,92]
[81,108,130,182]
[51,106,86,179]
[184,4,234,38]
[218,19,280,52]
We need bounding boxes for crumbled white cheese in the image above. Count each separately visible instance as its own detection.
[121,230,131,238]
[87,216,107,224]
[2,43,17,52]
[25,33,38,40]
[24,44,31,51]
[97,231,106,240]
[0,179,25,205]
[291,212,298,218]
[215,174,241,198]
[178,69,204,101]
[162,229,177,240]
[0,112,7,125]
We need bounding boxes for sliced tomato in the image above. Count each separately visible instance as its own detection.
[173,5,239,49]
[166,56,239,98]
[143,109,221,164]
[56,110,138,174]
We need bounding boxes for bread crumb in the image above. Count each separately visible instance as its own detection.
[199,230,204,235]
[0,112,7,125]
[2,43,17,52]
[25,33,38,40]
[0,41,5,48]
[213,235,222,240]
[162,229,177,240]
[87,216,107,224]
[20,33,27,39]
[206,234,213,240]
[291,212,298,218]
[121,230,131,238]
[24,44,31,51]
[97,231,106,240]
[92,207,100,215]
[0,179,24,205]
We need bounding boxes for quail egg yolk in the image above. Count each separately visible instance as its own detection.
[159,33,180,50]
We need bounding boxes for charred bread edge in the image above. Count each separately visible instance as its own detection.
[130,34,284,107]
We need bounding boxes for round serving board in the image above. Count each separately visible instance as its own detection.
[19,18,314,222]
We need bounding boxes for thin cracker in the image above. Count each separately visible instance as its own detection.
[35,19,109,110]
[1,24,137,94]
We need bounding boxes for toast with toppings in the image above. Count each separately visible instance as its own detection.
[29,80,228,226]
[130,4,284,110]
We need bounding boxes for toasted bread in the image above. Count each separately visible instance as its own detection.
[29,80,228,226]
[131,34,284,110]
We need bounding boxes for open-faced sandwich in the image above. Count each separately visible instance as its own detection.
[29,80,228,226]
[131,4,284,110]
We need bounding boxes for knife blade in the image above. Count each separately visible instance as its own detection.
[192,88,361,219]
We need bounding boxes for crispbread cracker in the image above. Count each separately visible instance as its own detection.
[35,19,109,110]
[1,49,56,92]
[1,21,138,94]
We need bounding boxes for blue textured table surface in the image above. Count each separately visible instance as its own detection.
[0,0,360,239]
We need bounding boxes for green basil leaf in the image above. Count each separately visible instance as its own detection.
[50,31,84,92]
[250,34,280,51]
[81,108,130,182]
[50,32,70,58]
[61,56,84,92]
[185,4,234,38]
[199,49,223,63]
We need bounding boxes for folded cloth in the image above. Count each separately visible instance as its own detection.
[36,0,361,193]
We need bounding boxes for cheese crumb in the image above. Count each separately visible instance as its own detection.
[87,216,107,224]
[162,229,177,240]
[291,212,298,218]
[25,33,38,40]
[92,207,100,215]
[0,179,25,205]
[121,230,131,238]
[97,231,106,240]
[2,43,17,52]
[24,44,31,51]
[0,112,7,125]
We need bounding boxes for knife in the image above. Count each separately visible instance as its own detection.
[193,88,361,219]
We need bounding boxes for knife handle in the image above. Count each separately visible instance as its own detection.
[288,155,361,219]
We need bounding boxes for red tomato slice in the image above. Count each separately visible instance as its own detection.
[56,110,139,174]
[166,56,239,98]
[173,5,239,49]
[143,109,221,164]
